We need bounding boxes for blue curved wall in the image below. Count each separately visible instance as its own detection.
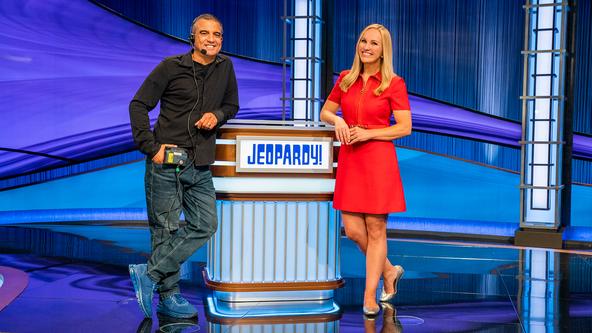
[0,0,590,239]
[90,0,284,63]
[94,0,592,136]
[334,0,524,123]
[574,0,592,135]
[1,0,589,186]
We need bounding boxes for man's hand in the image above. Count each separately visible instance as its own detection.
[195,113,219,130]
[152,144,178,164]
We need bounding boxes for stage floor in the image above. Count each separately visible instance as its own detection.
[0,224,591,332]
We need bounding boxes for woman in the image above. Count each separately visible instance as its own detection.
[320,24,411,316]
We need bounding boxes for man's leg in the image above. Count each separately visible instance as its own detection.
[131,159,183,318]
[147,165,217,282]
[148,165,217,318]
[144,161,183,299]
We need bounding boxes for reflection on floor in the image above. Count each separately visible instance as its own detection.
[0,224,591,332]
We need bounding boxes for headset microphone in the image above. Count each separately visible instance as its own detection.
[189,35,195,48]
[200,49,207,55]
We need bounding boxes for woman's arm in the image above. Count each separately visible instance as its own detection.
[349,110,412,143]
[320,100,351,145]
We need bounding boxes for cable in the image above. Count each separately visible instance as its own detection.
[186,57,202,168]
[163,55,203,226]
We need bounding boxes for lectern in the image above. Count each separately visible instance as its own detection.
[204,120,343,319]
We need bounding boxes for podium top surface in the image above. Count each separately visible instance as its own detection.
[222,119,334,131]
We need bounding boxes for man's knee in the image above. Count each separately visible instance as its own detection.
[186,214,217,237]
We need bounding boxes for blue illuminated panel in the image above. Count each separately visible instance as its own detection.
[520,0,568,228]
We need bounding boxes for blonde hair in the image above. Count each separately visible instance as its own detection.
[339,24,395,96]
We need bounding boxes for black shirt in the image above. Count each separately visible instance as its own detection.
[129,51,239,166]
[190,61,211,123]
[193,61,211,79]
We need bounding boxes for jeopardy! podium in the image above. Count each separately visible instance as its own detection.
[204,120,343,319]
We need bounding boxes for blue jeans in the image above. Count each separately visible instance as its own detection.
[144,159,217,299]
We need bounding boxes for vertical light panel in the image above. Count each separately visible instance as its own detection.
[293,0,308,120]
[519,249,562,332]
[312,0,322,122]
[283,0,322,121]
[520,0,568,228]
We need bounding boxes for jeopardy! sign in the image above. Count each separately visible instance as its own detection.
[236,136,333,173]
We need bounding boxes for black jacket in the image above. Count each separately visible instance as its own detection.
[129,50,239,165]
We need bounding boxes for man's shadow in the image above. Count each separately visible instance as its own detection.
[136,313,200,333]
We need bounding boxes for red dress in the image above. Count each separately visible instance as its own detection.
[327,70,411,214]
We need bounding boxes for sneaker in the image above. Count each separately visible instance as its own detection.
[156,294,198,319]
[129,264,156,318]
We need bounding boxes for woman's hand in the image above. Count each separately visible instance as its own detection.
[334,116,350,145]
[349,126,373,144]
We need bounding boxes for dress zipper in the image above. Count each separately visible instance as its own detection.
[356,80,367,126]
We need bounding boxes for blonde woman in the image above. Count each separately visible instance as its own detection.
[320,24,411,316]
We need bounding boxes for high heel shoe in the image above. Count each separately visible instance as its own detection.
[363,305,381,317]
[380,265,404,302]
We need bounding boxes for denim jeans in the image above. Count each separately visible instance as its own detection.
[144,159,217,299]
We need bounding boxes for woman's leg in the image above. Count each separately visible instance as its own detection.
[363,214,388,309]
[343,212,397,294]
[342,211,367,251]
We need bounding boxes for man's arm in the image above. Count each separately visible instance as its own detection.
[129,61,169,158]
[211,61,239,125]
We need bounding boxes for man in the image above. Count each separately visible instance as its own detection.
[128,14,238,319]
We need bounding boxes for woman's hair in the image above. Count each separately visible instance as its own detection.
[339,24,395,96]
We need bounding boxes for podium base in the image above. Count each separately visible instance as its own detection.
[205,296,341,320]
[514,227,564,249]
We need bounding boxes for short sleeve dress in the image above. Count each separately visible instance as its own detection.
[327,70,411,214]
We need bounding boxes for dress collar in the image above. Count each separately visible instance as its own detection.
[359,70,382,82]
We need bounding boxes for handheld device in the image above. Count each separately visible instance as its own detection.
[163,147,188,166]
